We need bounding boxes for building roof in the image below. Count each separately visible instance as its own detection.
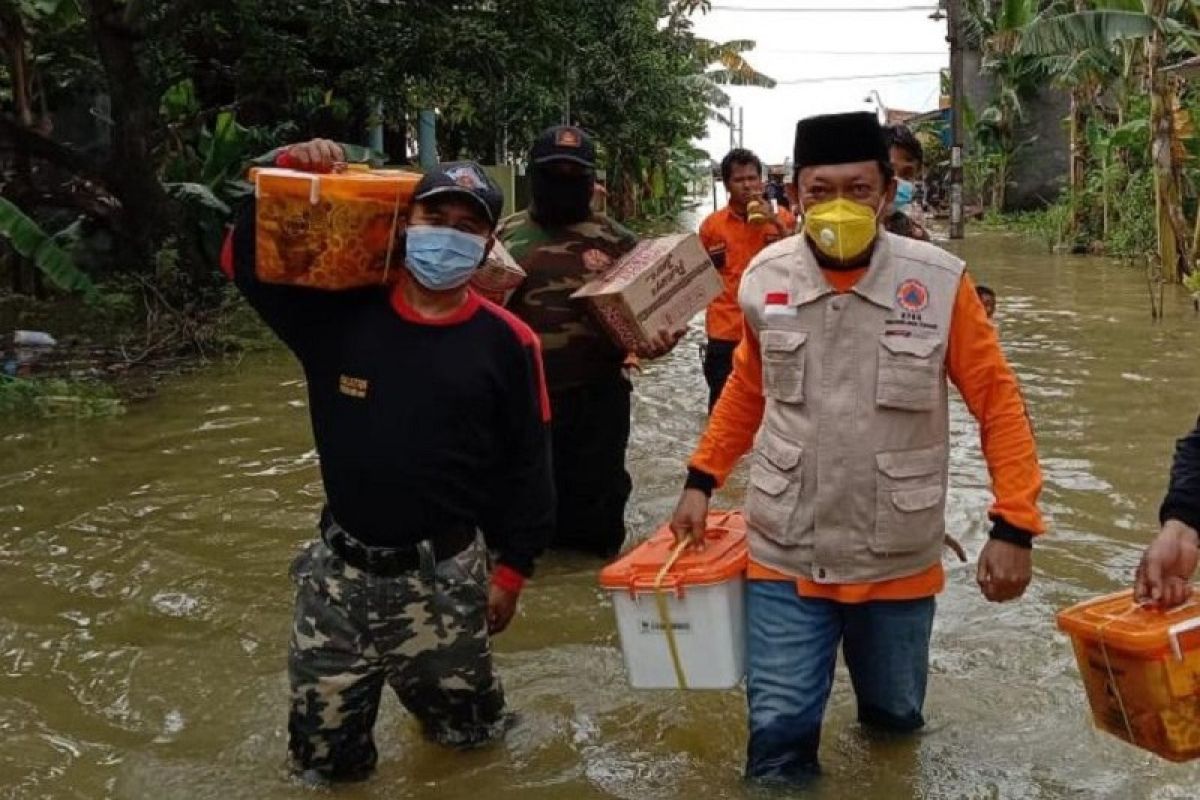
[885,108,923,125]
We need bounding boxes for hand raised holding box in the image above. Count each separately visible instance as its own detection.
[280,138,346,173]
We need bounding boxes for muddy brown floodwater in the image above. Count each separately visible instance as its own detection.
[3,227,1200,799]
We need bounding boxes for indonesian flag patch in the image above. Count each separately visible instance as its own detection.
[764,290,793,316]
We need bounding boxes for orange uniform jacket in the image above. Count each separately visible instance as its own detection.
[689,266,1044,602]
[700,206,797,342]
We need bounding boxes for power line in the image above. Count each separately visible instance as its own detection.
[774,70,941,84]
[711,4,939,12]
[756,49,947,56]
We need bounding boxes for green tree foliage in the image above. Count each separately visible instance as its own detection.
[3,0,761,297]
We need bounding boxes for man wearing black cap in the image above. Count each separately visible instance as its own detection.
[501,125,682,557]
[222,139,554,784]
[670,113,1043,782]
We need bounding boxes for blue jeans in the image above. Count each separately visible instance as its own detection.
[745,580,936,783]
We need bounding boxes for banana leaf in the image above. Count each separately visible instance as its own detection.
[0,197,96,297]
[1019,11,1157,57]
[200,111,250,187]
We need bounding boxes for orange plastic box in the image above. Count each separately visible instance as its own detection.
[599,511,747,689]
[1058,589,1200,761]
[251,167,422,289]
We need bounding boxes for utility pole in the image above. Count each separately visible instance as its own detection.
[738,106,744,148]
[728,101,736,151]
[418,109,438,170]
[368,99,384,155]
[947,0,965,239]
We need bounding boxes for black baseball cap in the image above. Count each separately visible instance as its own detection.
[530,125,597,168]
[413,161,504,226]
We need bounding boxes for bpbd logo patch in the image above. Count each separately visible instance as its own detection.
[896,279,930,313]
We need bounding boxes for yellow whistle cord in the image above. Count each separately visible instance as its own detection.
[654,539,692,690]
[382,179,405,285]
[1097,605,1142,746]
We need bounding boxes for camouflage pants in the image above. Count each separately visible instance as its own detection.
[286,534,506,782]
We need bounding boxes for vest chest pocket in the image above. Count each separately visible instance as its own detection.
[876,335,941,411]
[746,431,805,546]
[872,444,947,556]
[762,329,808,404]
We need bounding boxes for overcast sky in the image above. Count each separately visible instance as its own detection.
[690,1,950,164]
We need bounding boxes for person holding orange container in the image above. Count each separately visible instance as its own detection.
[669,112,1044,784]
[1136,417,1200,607]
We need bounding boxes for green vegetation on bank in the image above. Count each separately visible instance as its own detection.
[960,1,1200,280]
[0,374,121,419]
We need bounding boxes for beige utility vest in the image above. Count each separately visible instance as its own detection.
[738,231,965,584]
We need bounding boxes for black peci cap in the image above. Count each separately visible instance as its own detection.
[413,161,504,226]
[793,112,890,171]
[530,125,597,168]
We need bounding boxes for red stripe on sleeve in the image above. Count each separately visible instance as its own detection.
[219,227,235,280]
[478,296,552,423]
[491,564,526,593]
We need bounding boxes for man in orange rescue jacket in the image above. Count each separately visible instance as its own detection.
[670,112,1044,784]
[699,149,796,411]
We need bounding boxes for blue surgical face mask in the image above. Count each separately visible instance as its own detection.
[894,179,915,211]
[404,225,488,291]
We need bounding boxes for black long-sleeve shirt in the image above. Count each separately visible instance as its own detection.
[1162,416,1200,534]
[228,200,554,577]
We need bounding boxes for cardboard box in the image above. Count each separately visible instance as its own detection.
[571,233,721,351]
[252,167,421,289]
[470,241,525,306]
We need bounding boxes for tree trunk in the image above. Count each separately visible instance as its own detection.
[2,12,44,296]
[1102,151,1110,240]
[1147,0,1190,282]
[82,0,188,276]
[1067,0,1089,235]
[1068,86,1089,234]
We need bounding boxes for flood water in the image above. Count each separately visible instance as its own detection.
[4,227,1200,799]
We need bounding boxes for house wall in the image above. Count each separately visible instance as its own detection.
[963,50,1070,210]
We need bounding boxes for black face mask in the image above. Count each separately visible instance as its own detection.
[530,167,594,227]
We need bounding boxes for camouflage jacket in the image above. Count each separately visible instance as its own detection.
[499,211,638,392]
[884,210,930,241]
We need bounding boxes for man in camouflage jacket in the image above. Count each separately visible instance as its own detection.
[502,125,681,557]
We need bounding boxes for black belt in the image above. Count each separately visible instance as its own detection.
[320,520,476,577]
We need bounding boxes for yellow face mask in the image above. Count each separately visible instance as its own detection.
[802,197,882,262]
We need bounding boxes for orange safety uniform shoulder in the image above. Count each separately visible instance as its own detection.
[699,206,796,342]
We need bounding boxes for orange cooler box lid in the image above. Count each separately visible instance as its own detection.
[250,167,421,204]
[1057,589,1200,660]
[599,510,747,593]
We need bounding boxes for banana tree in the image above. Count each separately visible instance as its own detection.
[1019,0,1199,281]
[1023,4,1134,223]
[1088,116,1149,237]
[963,0,1048,210]
[693,37,775,151]
[697,38,777,89]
